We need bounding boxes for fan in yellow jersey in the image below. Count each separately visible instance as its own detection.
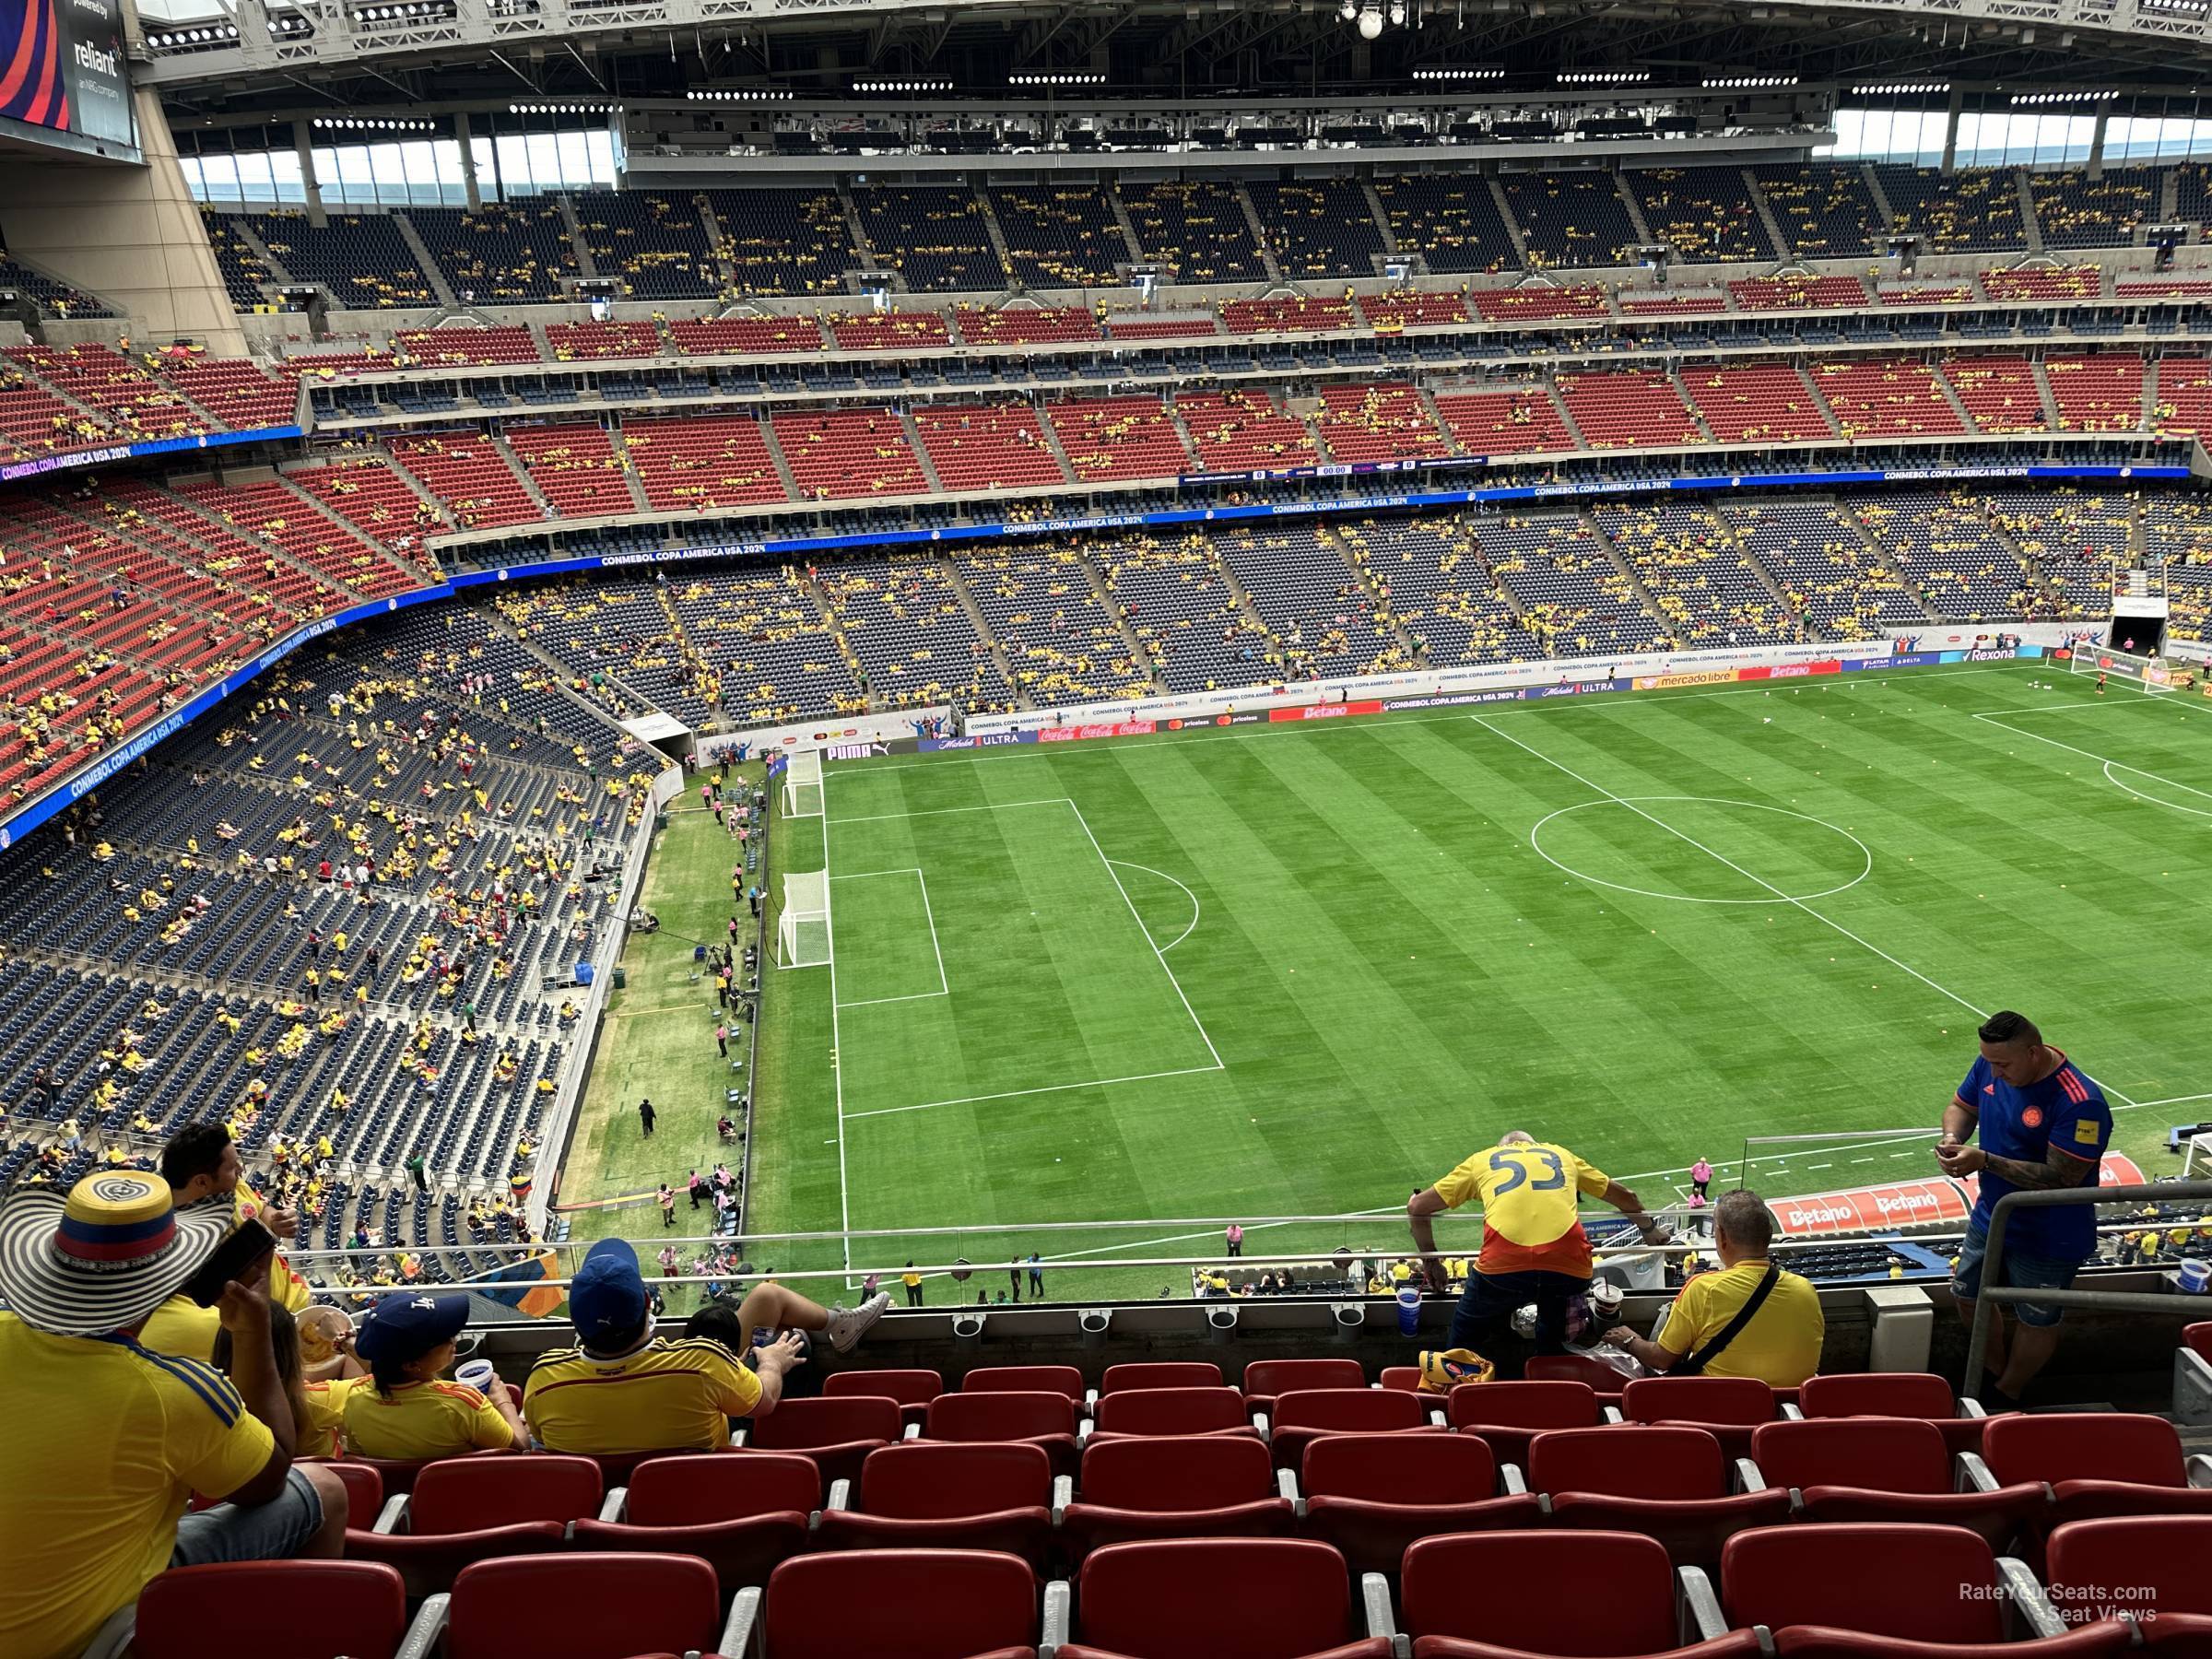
[524,1238,890,1454]
[0,1173,349,1659]
[342,1293,529,1457]
[212,1305,365,1460]
[1603,1189,1824,1387]
[142,1124,313,1362]
[1408,1129,1664,1372]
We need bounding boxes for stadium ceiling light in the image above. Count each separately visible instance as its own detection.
[1557,69,1651,84]
[1702,74,1795,88]
[1358,6,1384,39]
[2008,88,2115,103]
[1006,72,1106,85]
[1412,66,1505,78]
[1852,81,1948,94]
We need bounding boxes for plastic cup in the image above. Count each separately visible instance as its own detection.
[455,1359,496,1392]
[2181,1259,2210,1294]
[1396,1286,1421,1335]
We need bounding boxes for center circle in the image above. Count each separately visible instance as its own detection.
[1528,795,1874,906]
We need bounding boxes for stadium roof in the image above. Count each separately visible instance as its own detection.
[142,0,2212,112]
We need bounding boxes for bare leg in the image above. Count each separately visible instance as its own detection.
[1998,1322,2063,1399]
[1957,1296,2009,1387]
[733,1282,831,1335]
[299,1464,351,1559]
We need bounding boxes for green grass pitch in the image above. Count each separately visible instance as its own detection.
[560,661,2212,1307]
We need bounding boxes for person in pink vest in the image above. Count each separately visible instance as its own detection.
[1689,1158,1713,1200]
[1225,1222,1244,1258]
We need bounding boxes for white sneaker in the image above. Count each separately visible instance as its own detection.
[825,1291,890,1353]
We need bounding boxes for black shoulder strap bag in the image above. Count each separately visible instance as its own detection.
[1674,1263,1781,1377]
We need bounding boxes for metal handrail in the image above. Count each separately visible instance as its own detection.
[1963,1180,2212,1387]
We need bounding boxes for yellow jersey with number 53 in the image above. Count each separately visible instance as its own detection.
[1432,1140,1611,1277]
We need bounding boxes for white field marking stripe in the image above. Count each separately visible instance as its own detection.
[826,798,1074,824]
[821,775,853,1277]
[830,867,925,877]
[837,990,950,1009]
[2103,762,2212,820]
[1977,712,2212,805]
[821,664,2030,776]
[842,1064,1225,1120]
[1473,713,1991,1020]
[1069,800,1226,1070]
[1110,859,1203,952]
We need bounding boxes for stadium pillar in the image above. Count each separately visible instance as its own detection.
[455,114,485,212]
[2088,111,2109,181]
[1939,88,1962,176]
[292,122,327,229]
[0,87,244,352]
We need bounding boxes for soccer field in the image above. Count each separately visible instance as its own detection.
[565,660,2212,1303]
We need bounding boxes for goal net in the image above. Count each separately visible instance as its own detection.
[2069,644,2177,695]
[782,747,824,816]
[778,869,830,968]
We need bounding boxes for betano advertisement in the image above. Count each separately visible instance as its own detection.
[0,0,134,157]
[1776,1154,2146,1240]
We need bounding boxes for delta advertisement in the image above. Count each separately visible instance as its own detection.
[0,0,135,156]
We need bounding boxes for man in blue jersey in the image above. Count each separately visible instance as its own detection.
[1935,1010,2112,1409]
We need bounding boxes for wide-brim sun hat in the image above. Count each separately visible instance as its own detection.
[0,1171,230,1336]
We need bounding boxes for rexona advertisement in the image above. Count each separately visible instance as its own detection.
[0,0,133,153]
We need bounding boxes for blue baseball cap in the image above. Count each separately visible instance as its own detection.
[355,1292,470,1364]
[571,1236,648,1341]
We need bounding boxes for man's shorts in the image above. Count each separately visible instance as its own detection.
[1950,1221,2084,1329]
[171,1465,325,1569]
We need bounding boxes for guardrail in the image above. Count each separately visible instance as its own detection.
[1963,1180,2212,1387]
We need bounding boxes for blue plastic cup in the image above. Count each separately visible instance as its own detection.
[1396,1286,1421,1335]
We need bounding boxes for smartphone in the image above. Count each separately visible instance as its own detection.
[181,1219,277,1308]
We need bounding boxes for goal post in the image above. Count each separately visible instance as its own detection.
[2070,643,2177,695]
[778,869,830,968]
[782,747,824,816]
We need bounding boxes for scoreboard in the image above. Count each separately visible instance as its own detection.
[0,0,135,160]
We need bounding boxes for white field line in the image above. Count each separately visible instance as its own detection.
[1069,801,1225,1071]
[1110,859,1203,952]
[843,1065,1225,1120]
[829,867,949,1006]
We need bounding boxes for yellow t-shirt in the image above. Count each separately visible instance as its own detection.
[0,1315,276,1659]
[901,1274,921,1289]
[1433,1140,1611,1276]
[139,1295,221,1363]
[300,1375,363,1460]
[1656,1261,1826,1387]
[342,1379,514,1459]
[523,1335,761,1454]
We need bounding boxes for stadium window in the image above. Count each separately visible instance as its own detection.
[196,152,243,206]
[329,144,376,206]
[232,149,276,206]
[268,147,307,206]
[178,154,206,202]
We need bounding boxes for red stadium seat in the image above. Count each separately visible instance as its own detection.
[924,1391,1081,1480]
[964,1365,1086,1401]
[1091,1386,1256,1439]
[815,1441,1053,1565]
[1981,1412,2212,1527]
[1798,1372,1991,1455]
[1055,1538,1393,1659]
[2045,1515,2212,1649]
[1747,1418,2045,1548]
[825,1367,944,1429]
[134,1562,409,1659]
[1531,1426,1790,1570]
[1378,1367,1426,1392]
[1524,1355,1630,1405]
[1448,1381,1607,1469]
[340,1448,512,1498]
[1399,1531,1762,1658]
[1623,1378,1782,1460]
[754,1548,1040,1659]
[421,1552,739,1659]
[1063,1433,1296,1556]
[1300,1431,1542,1576]
[571,1451,818,1594]
[1245,1359,1366,1414]
[347,1453,597,1597]
[1102,1362,1224,1394]
[1269,1388,1438,1471]
[1720,1524,2129,1657]
[2185,1324,2212,1364]
[750,1394,903,1494]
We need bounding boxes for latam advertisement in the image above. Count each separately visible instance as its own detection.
[1775,1152,2146,1239]
[0,0,135,155]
